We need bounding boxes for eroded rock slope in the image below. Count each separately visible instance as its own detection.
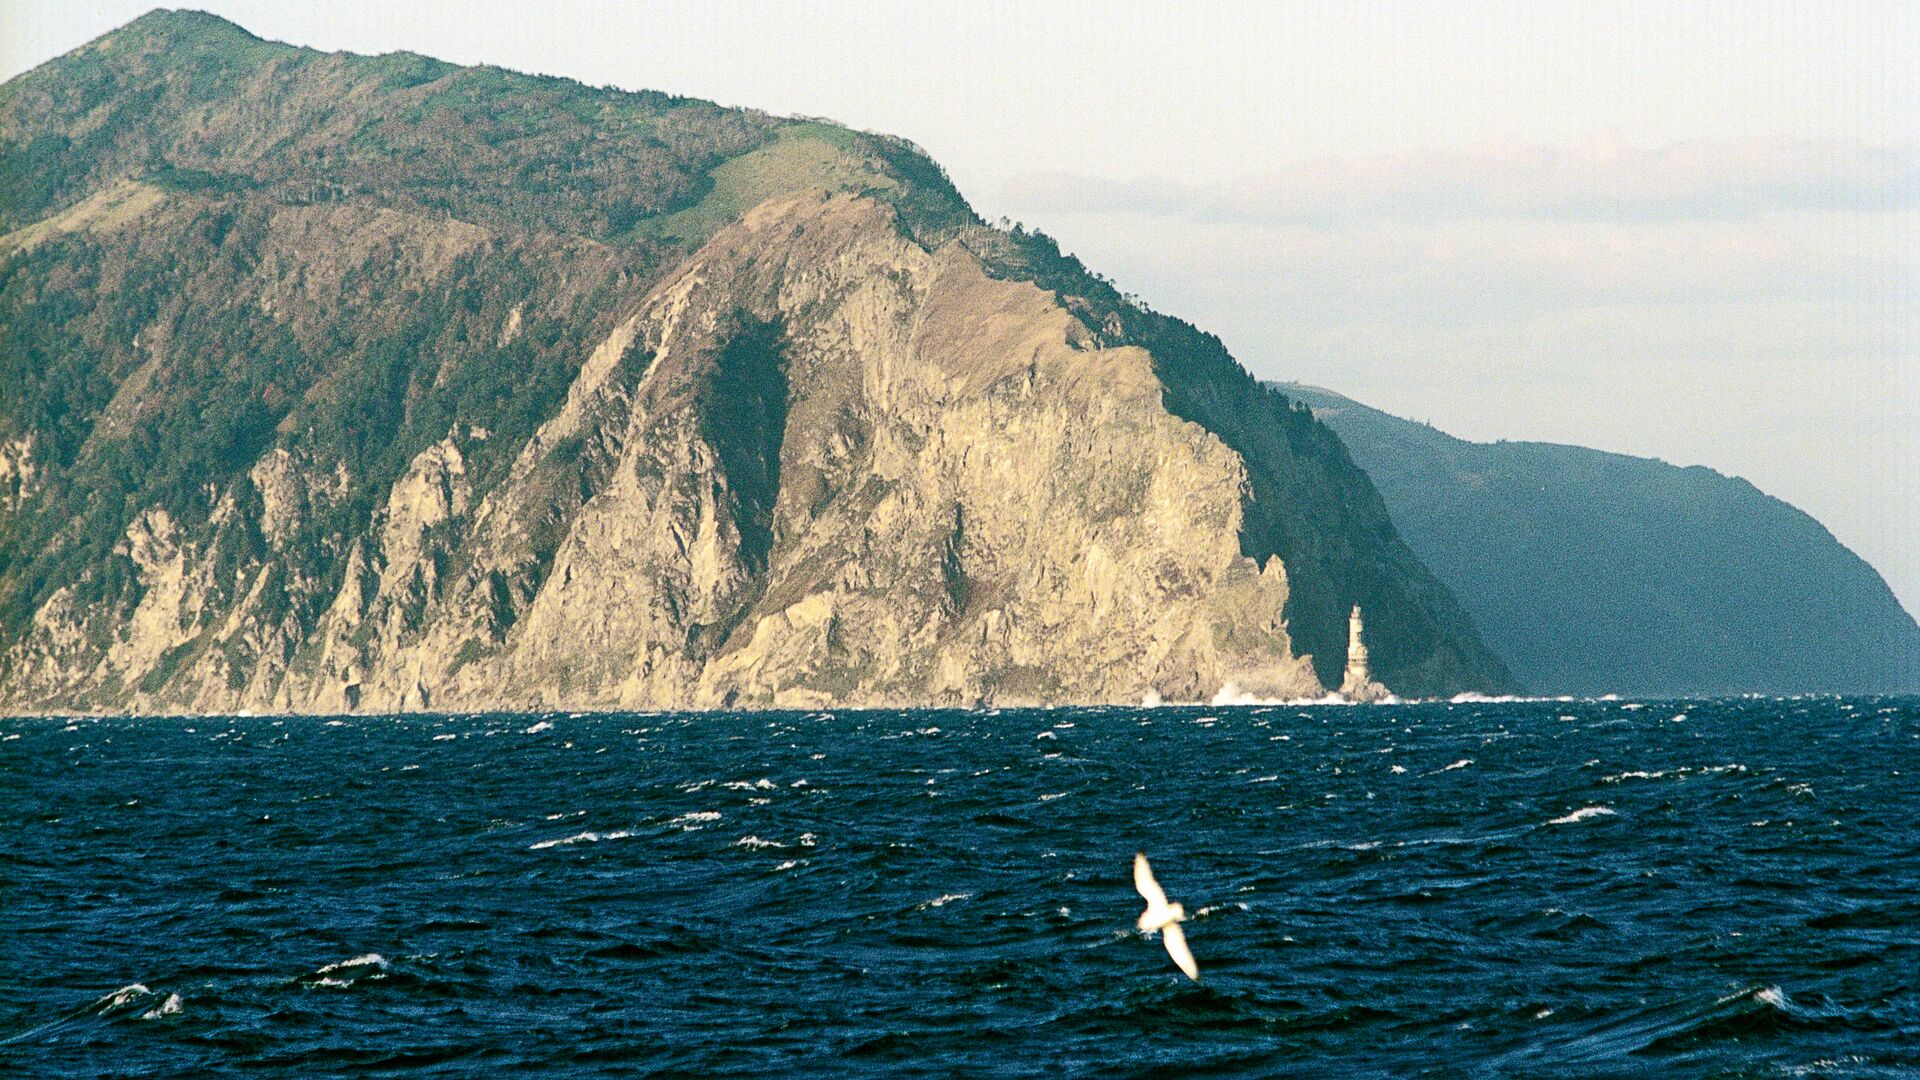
[0,12,1512,711]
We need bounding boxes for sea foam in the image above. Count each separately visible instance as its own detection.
[530,830,633,850]
[316,953,387,975]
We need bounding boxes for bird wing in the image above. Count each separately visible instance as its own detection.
[1133,853,1168,907]
[1162,921,1199,981]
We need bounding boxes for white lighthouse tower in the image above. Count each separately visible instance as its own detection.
[1339,604,1390,702]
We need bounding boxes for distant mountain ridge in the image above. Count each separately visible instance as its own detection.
[0,10,1512,712]
[1283,383,1920,695]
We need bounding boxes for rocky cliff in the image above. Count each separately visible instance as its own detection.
[1285,383,1920,696]
[0,11,1513,712]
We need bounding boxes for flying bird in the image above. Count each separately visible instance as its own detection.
[1133,852,1199,980]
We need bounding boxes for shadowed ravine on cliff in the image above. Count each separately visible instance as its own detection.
[0,10,1513,712]
[700,315,791,580]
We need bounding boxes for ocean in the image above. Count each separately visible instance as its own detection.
[3,698,1916,1077]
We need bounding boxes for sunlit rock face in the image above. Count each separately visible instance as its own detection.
[236,192,1328,710]
[419,192,1326,709]
[0,12,1513,712]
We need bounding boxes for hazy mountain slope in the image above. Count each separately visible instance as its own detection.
[1284,384,1920,695]
[0,11,1512,712]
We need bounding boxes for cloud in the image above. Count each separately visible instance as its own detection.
[1001,136,1920,225]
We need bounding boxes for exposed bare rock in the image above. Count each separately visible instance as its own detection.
[0,435,37,512]
[384,192,1330,709]
[0,12,1513,713]
[0,187,1512,711]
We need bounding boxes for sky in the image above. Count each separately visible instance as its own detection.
[5,1,1918,618]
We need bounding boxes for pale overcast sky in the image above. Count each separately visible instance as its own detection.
[5,1,1917,617]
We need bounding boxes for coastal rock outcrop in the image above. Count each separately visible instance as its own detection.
[257,192,1333,709]
[0,12,1513,712]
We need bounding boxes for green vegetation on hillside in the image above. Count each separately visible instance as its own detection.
[0,9,894,641]
[0,9,1512,703]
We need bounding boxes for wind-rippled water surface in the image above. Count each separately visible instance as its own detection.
[4,698,1917,1077]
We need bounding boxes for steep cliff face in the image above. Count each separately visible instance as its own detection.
[308,192,1342,709]
[0,12,1512,712]
[1287,383,1920,695]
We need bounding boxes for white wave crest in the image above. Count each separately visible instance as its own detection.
[722,779,778,791]
[139,994,183,1020]
[316,953,387,975]
[1212,683,1259,705]
[529,830,633,850]
[1213,682,1347,706]
[1548,806,1616,825]
[524,721,553,734]
[97,984,152,1010]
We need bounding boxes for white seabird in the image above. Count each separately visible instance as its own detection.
[1133,852,1199,981]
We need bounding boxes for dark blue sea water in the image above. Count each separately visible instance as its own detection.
[3,698,1917,1077]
